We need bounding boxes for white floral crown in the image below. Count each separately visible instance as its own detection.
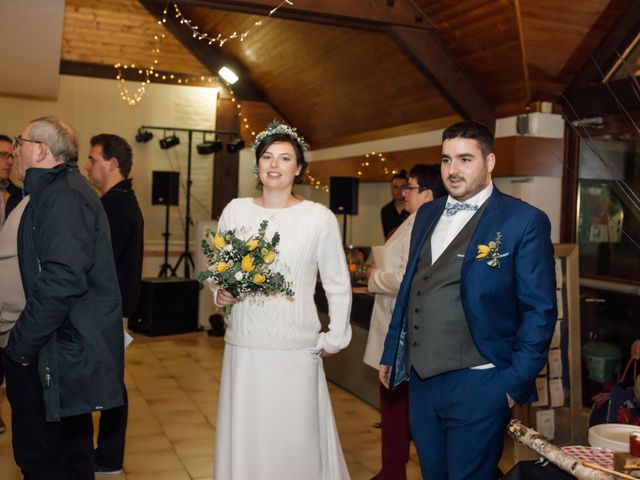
[252,121,310,152]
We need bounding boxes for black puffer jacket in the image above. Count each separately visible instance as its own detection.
[6,161,124,422]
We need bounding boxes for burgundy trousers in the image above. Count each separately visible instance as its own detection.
[376,380,410,480]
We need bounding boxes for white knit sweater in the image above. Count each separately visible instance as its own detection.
[211,198,352,353]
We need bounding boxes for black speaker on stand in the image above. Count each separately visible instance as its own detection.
[329,176,359,246]
[152,171,179,277]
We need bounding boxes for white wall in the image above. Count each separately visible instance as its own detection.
[0,74,220,276]
[493,176,562,243]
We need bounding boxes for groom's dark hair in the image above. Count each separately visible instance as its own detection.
[442,121,494,158]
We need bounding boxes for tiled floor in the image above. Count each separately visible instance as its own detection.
[0,331,426,479]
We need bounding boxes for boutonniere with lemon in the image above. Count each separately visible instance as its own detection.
[199,219,294,313]
[476,232,509,268]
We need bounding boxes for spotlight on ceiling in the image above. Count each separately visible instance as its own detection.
[135,128,153,143]
[226,138,245,153]
[218,66,239,85]
[159,133,180,150]
[197,139,223,155]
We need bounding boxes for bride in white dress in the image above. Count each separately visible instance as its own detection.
[211,122,352,479]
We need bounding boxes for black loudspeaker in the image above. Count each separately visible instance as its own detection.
[128,278,199,336]
[330,177,359,215]
[152,171,179,206]
[516,114,530,135]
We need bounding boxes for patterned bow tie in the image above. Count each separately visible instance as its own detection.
[444,202,479,216]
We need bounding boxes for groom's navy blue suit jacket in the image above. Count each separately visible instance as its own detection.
[380,187,557,405]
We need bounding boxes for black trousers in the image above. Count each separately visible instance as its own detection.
[2,352,94,480]
[94,384,128,469]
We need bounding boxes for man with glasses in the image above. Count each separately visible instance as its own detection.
[2,117,124,479]
[0,134,22,230]
[0,134,23,436]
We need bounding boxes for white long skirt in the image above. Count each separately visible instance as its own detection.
[214,344,350,480]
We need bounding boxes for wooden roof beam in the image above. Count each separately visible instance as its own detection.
[155,0,436,31]
[139,0,268,101]
[386,25,496,132]
[565,1,640,93]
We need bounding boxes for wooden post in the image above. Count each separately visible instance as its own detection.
[212,91,240,219]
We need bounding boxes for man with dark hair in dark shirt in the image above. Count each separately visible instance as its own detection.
[86,133,144,476]
[380,170,409,238]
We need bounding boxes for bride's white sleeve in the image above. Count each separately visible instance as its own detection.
[209,205,231,308]
[316,210,352,354]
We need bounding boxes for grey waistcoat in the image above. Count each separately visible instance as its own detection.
[407,204,489,379]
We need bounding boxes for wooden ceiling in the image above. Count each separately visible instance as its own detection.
[59,0,635,152]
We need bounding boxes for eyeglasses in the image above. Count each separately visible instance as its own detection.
[0,151,14,160]
[402,185,426,192]
[13,135,45,149]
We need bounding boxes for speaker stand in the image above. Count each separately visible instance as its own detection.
[173,250,195,278]
[342,213,348,246]
[174,130,193,278]
[158,203,177,277]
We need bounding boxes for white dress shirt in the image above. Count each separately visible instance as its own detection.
[430,183,493,263]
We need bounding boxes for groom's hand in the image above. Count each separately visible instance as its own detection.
[379,364,391,389]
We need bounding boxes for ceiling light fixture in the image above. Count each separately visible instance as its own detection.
[218,66,239,84]
[135,128,153,143]
[160,133,180,149]
[197,138,223,155]
[226,138,245,153]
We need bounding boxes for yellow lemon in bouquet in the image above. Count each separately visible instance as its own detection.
[262,250,276,264]
[215,261,228,273]
[213,234,225,249]
[241,255,255,272]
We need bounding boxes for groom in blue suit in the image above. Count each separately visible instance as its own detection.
[379,121,557,480]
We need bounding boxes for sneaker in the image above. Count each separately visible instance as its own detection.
[94,465,123,476]
[0,417,6,433]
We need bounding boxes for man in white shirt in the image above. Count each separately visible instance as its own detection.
[379,121,557,480]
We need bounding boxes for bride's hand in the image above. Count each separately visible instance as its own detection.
[216,288,240,306]
[319,349,332,358]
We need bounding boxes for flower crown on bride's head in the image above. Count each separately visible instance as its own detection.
[252,120,310,152]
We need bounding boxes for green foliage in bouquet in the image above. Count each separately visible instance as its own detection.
[198,220,294,299]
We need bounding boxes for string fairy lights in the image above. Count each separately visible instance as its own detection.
[113,0,292,126]
[168,0,293,46]
[306,151,399,192]
[114,32,164,106]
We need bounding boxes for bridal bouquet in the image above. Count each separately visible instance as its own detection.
[199,220,294,311]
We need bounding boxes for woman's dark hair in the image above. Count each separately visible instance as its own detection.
[409,163,446,199]
[254,133,307,184]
